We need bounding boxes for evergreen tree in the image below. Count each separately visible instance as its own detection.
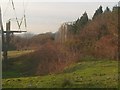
[104,7,111,13]
[79,12,89,27]
[99,6,103,13]
[72,12,89,33]
[92,6,103,19]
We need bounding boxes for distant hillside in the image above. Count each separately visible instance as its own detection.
[9,32,54,50]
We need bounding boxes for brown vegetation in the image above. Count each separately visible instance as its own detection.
[8,41,77,75]
[63,10,118,60]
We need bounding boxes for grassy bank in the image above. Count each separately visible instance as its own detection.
[2,59,118,88]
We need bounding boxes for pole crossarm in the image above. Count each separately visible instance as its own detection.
[3,30,27,33]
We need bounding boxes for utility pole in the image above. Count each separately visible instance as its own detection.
[0,7,26,61]
[3,21,11,61]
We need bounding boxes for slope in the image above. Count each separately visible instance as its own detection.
[3,59,118,88]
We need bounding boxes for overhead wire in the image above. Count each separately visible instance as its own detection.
[19,17,24,29]
[18,0,27,31]
[11,0,21,29]
[23,0,27,30]
[3,0,27,31]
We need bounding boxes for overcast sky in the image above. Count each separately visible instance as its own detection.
[0,0,118,34]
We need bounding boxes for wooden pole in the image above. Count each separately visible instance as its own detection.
[3,21,11,61]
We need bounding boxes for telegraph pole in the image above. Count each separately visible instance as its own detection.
[0,6,26,61]
[3,21,11,61]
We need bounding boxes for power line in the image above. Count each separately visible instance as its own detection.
[11,0,21,29]
[23,0,27,30]
[3,0,27,31]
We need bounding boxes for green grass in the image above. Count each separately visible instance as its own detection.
[2,51,119,88]
[2,59,118,88]
[8,50,34,58]
[3,50,35,78]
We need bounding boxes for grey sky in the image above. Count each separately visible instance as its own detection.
[0,1,118,34]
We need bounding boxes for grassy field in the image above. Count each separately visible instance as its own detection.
[2,51,118,88]
[8,50,34,58]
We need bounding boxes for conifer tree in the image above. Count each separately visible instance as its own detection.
[72,12,88,33]
[79,12,88,27]
[104,7,111,13]
[92,6,103,19]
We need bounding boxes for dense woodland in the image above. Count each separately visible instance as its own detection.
[5,6,119,75]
